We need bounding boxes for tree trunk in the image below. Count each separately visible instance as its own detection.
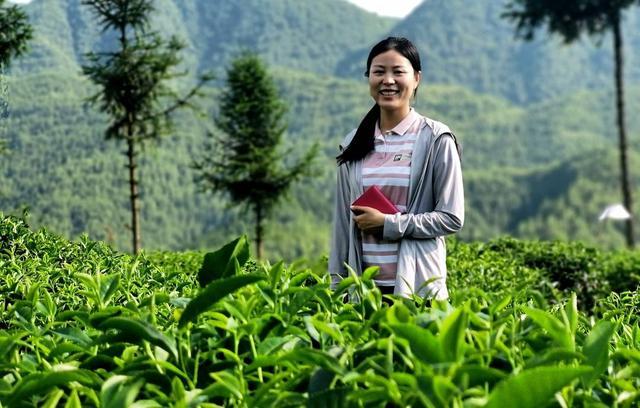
[127,135,141,254]
[612,13,635,248]
[255,204,264,259]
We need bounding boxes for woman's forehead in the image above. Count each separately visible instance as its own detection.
[371,50,412,66]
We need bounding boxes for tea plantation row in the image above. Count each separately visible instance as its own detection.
[0,213,638,407]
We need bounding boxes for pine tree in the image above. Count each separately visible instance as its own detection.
[0,0,32,155]
[194,53,318,259]
[504,0,638,248]
[0,0,31,67]
[82,0,211,254]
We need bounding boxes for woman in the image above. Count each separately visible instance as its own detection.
[329,37,464,300]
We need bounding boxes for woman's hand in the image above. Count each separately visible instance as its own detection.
[351,206,386,231]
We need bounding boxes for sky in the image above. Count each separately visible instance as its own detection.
[345,0,423,18]
[8,0,422,18]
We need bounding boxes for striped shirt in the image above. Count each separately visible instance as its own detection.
[361,109,421,285]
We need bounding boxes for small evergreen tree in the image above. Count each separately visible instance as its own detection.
[0,0,32,68]
[194,53,318,259]
[0,0,32,155]
[82,0,211,254]
[503,0,638,248]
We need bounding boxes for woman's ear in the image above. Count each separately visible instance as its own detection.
[415,70,422,89]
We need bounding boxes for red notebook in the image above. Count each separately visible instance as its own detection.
[351,185,400,214]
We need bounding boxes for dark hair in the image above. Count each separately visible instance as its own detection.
[336,37,422,165]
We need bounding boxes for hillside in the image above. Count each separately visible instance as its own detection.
[11,0,397,77]
[464,147,640,248]
[338,0,640,104]
[11,0,640,105]
[2,64,638,257]
[1,0,639,257]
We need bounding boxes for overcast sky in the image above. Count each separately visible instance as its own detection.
[345,0,422,18]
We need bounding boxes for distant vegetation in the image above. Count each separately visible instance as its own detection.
[0,0,639,257]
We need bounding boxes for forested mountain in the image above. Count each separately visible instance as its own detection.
[11,0,397,77]
[338,0,640,104]
[13,0,640,104]
[2,0,639,258]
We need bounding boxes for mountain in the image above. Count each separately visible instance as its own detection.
[11,0,397,77]
[1,0,639,258]
[3,65,637,257]
[464,147,640,249]
[337,0,640,104]
[11,0,640,104]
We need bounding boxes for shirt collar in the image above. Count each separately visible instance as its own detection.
[375,108,419,137]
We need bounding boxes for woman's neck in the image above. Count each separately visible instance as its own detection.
[379,107,411,133]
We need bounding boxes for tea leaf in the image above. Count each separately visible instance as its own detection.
[198,235,250,286]
[4,369,101,406]
[440,307,469,362]
[390,323,444,364]
[485,366,592,408]
[179,274,264,328]
[522,307,573,350]
[582,320,616,386]
[100,375,145,408]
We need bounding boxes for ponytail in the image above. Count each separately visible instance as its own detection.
[336,104,380,165]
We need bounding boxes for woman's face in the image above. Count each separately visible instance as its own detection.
[368,49,421,116]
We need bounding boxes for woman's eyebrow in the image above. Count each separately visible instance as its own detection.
[371,64,407,69]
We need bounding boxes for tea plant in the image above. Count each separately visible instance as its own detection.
[0,214,638,407]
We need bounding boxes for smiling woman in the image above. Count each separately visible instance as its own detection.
[329,37,464,301]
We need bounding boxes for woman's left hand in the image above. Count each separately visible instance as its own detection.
[351,206,386,231]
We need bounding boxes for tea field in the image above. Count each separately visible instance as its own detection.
[1,213,639,407]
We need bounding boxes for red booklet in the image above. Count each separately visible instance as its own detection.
[351,185,400,214]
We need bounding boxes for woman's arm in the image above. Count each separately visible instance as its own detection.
[382,134,464,240]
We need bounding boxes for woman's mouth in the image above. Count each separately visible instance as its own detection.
[379,89,399,96]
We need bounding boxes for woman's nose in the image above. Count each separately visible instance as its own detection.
[382,74,395,84]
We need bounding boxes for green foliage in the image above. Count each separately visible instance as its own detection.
[503,0,639,247]
[503,0,639,42]
[0,0,33,67]
[194,53,318,258]
[0,0,32,158]
[82,0,211,253]
[484,238,605,309]
[447,236,640,312]
[0,216,638,406]
[338,0,640,104]
[2,0,640,258]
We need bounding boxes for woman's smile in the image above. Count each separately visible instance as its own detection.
[379,88,400,97]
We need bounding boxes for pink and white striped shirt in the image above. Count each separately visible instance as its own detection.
[361,109,421,286]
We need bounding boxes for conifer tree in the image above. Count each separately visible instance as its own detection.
[0,0,32,155]
[82,0,211,253]
[504,0,638,248]
[194,53,318,259]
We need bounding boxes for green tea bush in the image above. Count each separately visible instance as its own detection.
[602,250,640,294]
[0,214,638,407]
[475,237,610,310]
[446,238,559,307]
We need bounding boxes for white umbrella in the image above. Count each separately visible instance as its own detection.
[598,204,632,221]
